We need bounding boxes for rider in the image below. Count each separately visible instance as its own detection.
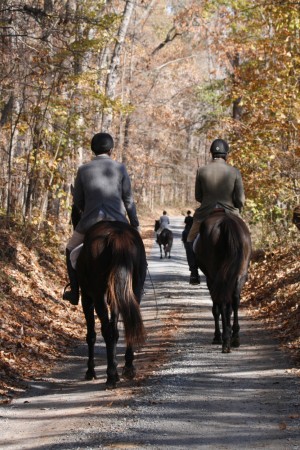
[186,138,245,285]
[156,210,170,241]
[63,132,140,305]
[182,210,193,244]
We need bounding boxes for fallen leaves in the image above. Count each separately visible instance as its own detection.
[0,216,162,404]
[1,218,299,406]
[0,228,85,404]
[243,242,300,370]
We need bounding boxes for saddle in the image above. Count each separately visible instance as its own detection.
[210,206,226,214]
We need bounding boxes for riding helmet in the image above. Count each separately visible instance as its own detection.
[210,139,229,155]
[91,132,114,154]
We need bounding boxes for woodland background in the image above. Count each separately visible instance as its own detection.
[0,0,299,401]
[0,0,299,244]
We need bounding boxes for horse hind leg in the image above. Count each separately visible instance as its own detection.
[212,303,222,345]
[82,295,97,380]
[159,244,163,259]
[85,330,97,380]
[100,312,120,389]
[221,303,232,353]
[122,345,136,380]
[231,308,240,348]
[167,246,171,259]
[231,279,244,348]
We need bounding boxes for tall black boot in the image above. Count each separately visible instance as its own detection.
[63,249,79,305]
[184,241,200,285]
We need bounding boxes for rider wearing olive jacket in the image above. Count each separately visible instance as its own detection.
[63,132,140,305]
[186,139,245,285]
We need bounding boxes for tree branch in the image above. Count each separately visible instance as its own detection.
[151,26,182,55]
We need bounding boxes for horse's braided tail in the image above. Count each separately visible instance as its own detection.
[106,232,146,348]
[211,216,244,304]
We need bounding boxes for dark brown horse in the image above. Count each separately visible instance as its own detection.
[292,206,300,231]
[194,210,251,353]
[76,220,147,389]
[154,220,173,259]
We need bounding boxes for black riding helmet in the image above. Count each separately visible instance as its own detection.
[210,139,229,155]
[91,132,114,155]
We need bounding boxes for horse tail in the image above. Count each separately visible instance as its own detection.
[210,216,245,304]
[106,231,146,348]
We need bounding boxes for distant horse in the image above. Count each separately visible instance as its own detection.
[76,220,147,389]
[194,210,251,353]
[154,220,173,259]
[292,206,300,231]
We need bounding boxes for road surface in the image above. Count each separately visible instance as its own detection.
[0,217,299,449]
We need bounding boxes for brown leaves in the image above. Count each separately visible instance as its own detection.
[243,243,300,368]
[0,215,158,404]
[0,229,85,404]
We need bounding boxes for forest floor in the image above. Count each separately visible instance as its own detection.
[0,212,299,404]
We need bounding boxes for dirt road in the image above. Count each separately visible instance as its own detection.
[0,217,299,449]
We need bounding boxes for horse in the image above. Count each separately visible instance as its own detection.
[154,219,173,259]
[75,220,147,389]
[194,210,252,353]
[292,206,300,231]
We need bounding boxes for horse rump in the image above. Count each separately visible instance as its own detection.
[106,228,147,347]
[78,221,147,347]
[195,211,251,352]
[198,212,250,304]
[157,228,173,258]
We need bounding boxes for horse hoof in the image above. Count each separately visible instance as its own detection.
[105,373,120,389]
[85,370,97,380]
[231,337,240,348]
[105,380,117,390]
[222,346,231,354]
[122,366,136,380]
[212,337,222,345]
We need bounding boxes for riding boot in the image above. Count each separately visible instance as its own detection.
[185,241,200,285]
[63,249,80,305]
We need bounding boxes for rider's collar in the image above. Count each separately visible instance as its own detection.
[94,154,111,159]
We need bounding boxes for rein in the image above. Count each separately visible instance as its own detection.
[146,264,159,320]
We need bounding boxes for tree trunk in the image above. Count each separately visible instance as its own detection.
[102,0,136,131]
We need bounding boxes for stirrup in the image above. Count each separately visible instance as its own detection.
[63,283,71,294]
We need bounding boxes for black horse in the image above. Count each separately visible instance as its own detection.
[76,220,147,389]
[194,210,251,353]
[154,220,173,259]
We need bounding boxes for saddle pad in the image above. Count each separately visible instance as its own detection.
[70,243,84,269]
[193,233,200,253]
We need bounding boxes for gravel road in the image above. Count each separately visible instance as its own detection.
[0,217,299,450]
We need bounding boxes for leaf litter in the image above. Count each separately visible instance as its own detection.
[0,220,299,404]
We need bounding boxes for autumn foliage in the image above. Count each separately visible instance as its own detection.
[0,1,299,401]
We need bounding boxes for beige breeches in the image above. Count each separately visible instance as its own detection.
[187,219,202,242]
[66,230,85,251]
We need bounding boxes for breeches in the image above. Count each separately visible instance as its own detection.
[66,230,85,251]
[187,219,201,242]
